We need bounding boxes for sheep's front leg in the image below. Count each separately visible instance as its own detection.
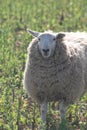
[59,101,66,122]
[38,102,47,130]
[41,101,47,122]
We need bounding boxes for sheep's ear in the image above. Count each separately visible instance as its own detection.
[27,29,40,37]
[56,33,65,39]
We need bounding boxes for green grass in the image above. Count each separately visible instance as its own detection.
[0,0,87,129]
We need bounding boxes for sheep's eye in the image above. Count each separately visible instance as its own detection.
[53,38,56,41]
[38,38,40,41]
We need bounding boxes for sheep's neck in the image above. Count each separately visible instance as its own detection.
[52,41,71,71]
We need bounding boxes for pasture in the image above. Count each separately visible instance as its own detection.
[0,0,87,129]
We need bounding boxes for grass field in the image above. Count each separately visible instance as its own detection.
[0,0,87,129]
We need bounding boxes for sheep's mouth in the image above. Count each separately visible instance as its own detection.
[42,52,51,58]
[38,46,51,58]
[43,51,49,56]
[41,49,50,57]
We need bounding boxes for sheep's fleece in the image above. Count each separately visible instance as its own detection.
[24,31,87,106]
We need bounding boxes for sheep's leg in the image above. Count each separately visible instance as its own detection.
[59,101,66,122]
[40,101,47,122]
[38,102,47,130]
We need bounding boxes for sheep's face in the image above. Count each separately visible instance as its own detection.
[38,33,57,58]
[27,29,65,59]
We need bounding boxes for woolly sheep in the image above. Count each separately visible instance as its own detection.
[23,29,87,124]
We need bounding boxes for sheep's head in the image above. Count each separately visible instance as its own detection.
[27,29,65,58]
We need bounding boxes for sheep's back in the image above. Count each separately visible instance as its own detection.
[63,32,87,44]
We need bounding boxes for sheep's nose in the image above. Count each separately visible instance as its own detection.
[42,49,49,53]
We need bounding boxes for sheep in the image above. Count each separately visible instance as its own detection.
[23,29,87,125]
